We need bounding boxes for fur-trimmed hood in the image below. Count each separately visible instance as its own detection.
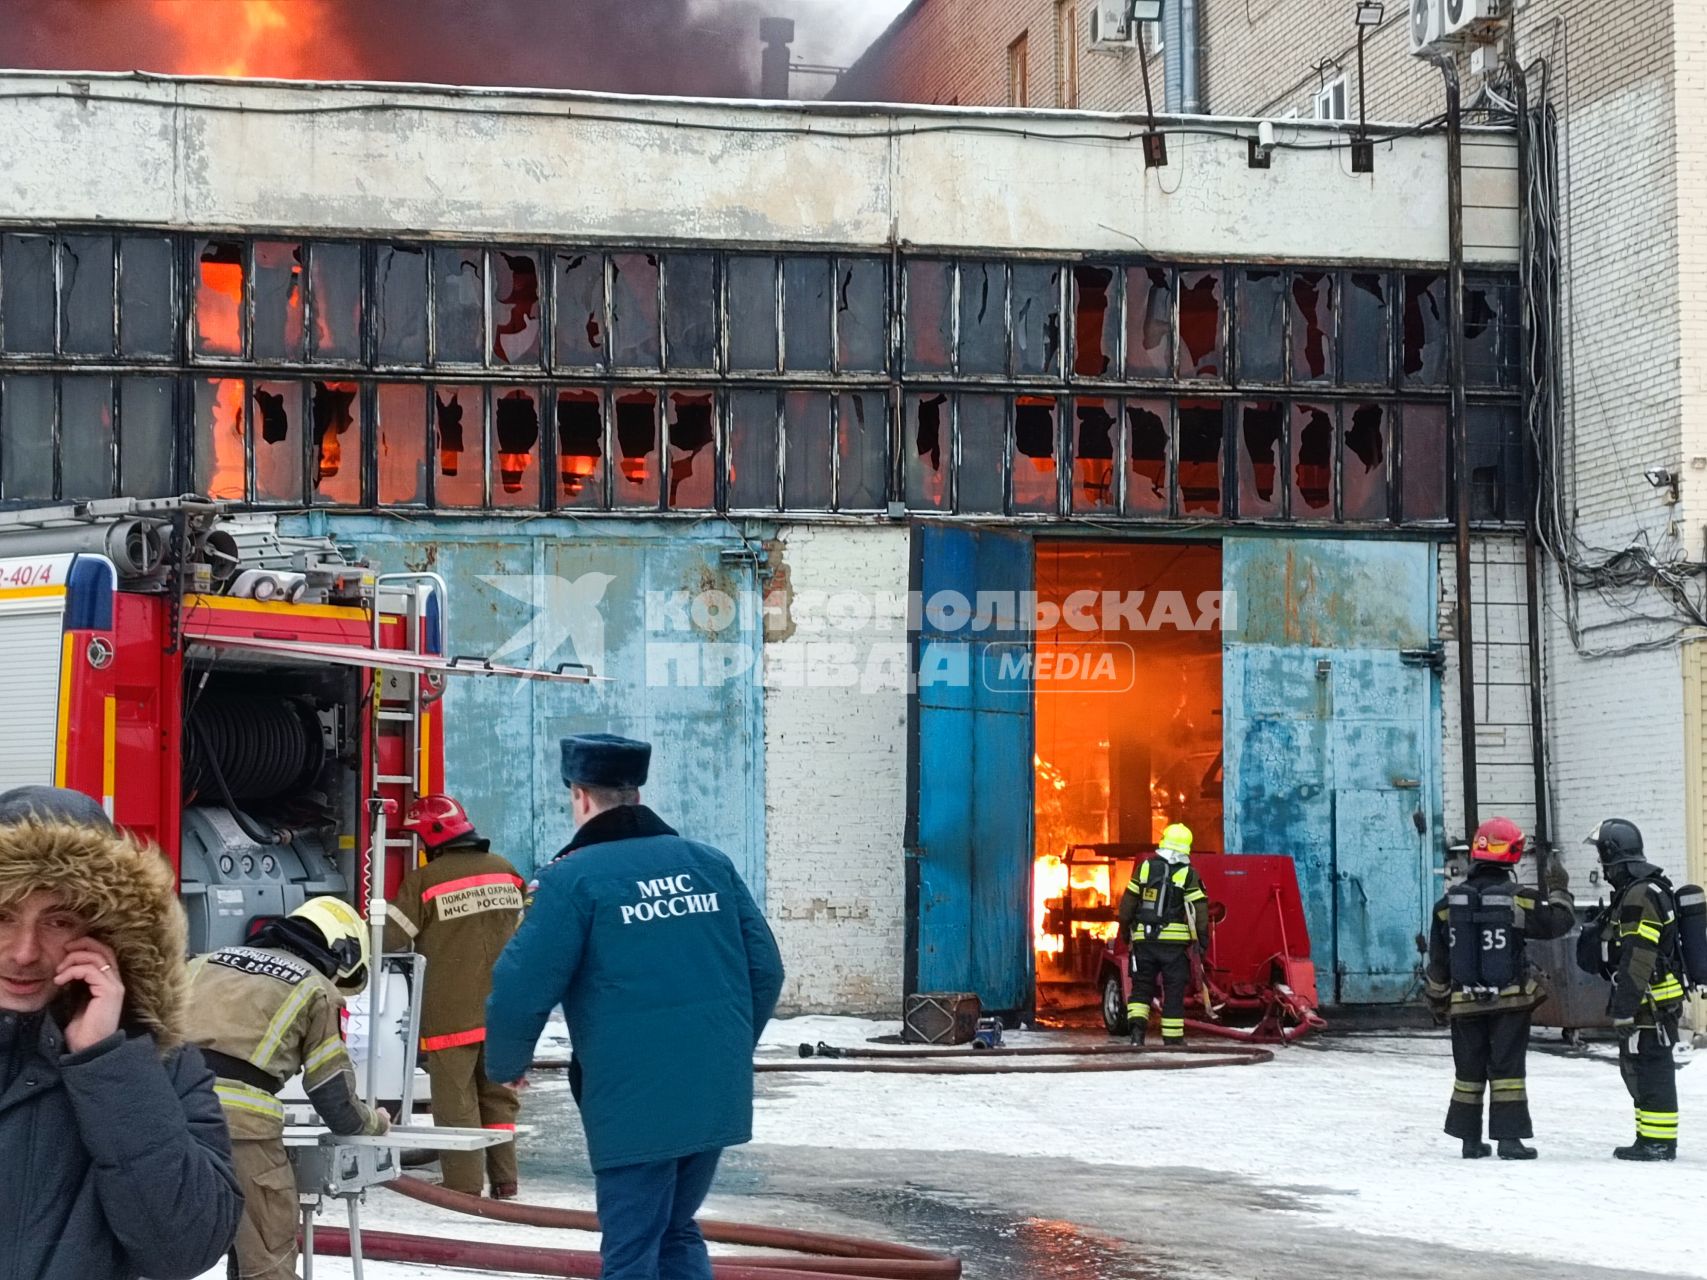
[0,819,187,1050]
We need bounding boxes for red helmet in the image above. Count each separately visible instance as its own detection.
[1471,816,1525,864]
[401,794,475,849]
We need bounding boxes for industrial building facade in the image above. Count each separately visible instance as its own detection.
[0,73,1521,1014]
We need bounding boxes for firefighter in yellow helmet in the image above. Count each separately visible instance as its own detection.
[183,897,390,1280]
[1116,823,1208,1047]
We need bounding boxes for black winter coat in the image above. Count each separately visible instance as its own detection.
[0,1013,243,1280]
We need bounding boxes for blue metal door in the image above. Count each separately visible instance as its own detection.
[1222,537,1437,1004]
[911,525,1034,1013]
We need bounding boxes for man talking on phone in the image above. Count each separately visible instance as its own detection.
[0,786,242,1280]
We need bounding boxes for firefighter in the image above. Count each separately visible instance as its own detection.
[1423,816,1574,1160]
[1116,823,1207,1047]
[183,896,390,1280]
[1582,818,1685,1161]
[385,793,526,1199]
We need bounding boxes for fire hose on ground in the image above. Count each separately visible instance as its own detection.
[306,1175,962,1279]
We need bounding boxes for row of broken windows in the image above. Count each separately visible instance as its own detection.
[0,373,1525,525]
[0,232,1519,394]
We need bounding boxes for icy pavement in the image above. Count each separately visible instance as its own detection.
[199,1017,1707,1279]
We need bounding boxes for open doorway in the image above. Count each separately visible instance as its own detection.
[1032,540,1224,1015]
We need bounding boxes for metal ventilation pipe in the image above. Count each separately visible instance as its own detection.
[759,16,795,99]
[0,520,167,578]
[1162,0,1202,114]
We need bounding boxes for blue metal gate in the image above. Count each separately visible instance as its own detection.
[1222,536,1438,1004]
[910,525,1035,1014]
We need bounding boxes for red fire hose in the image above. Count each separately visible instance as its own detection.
[531,1040,1274,1076]
[306,1176,961,1278]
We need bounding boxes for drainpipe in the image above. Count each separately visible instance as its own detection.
[1161,0,1201,114]
[1426,50,1479,834]
[1181,0,1201,113]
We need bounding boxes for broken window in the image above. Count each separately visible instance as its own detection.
[664,254,717,371]
[195,377,247,501]
[727,256,779,372]
[254,242,306,362]
[61,235,115,357]
[118,236,175,359]
[1072,265,1118,379]
[1401,272,1448,386]
[433,248,485,366]
[2,235,56,355]
[491,251,543,367]
[555,253,607,370]
[1072,398,1117,513]
[1236,400,1284,518]
[1013,395,1059,513]
[837,391,887,511]
[783,257,834,371]
[1290,403,1334,520]
[1289,271,1336,383]
[490,386,542,508]
[1177,270,1224,379]
[119,377,175,498]
[1012,263,1062,378]
[1237,270,1286,384]
[432,385,485,508]
[959,261,1006,376]
[375,245,428,365]
[1342,403,1389,521]
[1125,267,1171,379]
[956,394,1007,514]
[195,241,247,359]
[312,380,363,507]
[310,243,362,363]
[1342,271,1389,385]
[667,390,717,510]
[555,389,606,509]
[613,389,661,509]
[905,260,953,374]
[905,393,950,510]
[251,381,302,504]
[1176,399,1224,515]
[783,391,833,509]
[1400,403,1449,521]
[610,253,662,369]
[1468,404,1525,522]
[837,258,887,372]
[1464,276,1516,389]
[0,376,54,499]
[1124,400,1169,516]
[728,390,780,510]
[376,383,428,506]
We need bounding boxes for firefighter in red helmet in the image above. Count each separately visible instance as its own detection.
[1424,816,1575,1159]
[383,794,527,1198]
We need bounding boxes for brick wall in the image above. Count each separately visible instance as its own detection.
[763,523,911,1014]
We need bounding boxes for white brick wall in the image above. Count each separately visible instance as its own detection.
[763,524,911,1014]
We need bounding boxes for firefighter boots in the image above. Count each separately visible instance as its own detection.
[1497,1139,1536,1160]
[1614,1138,1677,1162]
[1461,1137,1492,1159]
[492,1182,520,1200]
[1129,1022,1147,1047]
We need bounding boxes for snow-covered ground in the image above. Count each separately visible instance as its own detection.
[199,1016,1707,1278]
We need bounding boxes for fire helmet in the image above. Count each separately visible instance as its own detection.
[1471,816,1525,864]
[1585,818,1644,868]
[401,794,476,850]
[266,896,369,993]
[1158,823,1194,860]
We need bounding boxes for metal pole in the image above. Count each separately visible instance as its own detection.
[301,1202,315,1280]
[1357,27,1367,138]
[347,1197,365,1280]
[1138,23,1157,123]
[365,795,389,1110]
[1428,50,1479,833]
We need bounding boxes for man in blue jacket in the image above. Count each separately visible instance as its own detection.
[487,733,786,1280]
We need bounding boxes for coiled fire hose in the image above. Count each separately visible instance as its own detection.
[528,1041,1275,1076]
[307,1175,961,1278]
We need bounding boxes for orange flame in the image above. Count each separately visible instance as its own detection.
[145,1,360,80]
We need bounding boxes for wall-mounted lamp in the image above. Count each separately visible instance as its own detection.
[1644,468,1681,505]
[1133,0,1167,167]
[1351,2,1384,174]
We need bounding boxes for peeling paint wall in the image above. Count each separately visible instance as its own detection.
[762,523,910,1015]
[0,73,1515,265]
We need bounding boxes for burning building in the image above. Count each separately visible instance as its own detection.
[0,67,1523,1018]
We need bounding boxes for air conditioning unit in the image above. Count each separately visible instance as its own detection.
[1441,0,1504,40]
[1408,0,1443,55]
[1089,0,1137,47]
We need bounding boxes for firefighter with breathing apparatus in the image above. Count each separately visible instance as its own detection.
[1577,818,1707,1161]
[183,896,390,1280]
[1116,823,1207,1047]
[1424,816,1574,1160]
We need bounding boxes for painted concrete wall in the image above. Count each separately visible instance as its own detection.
[0,72,1516,264]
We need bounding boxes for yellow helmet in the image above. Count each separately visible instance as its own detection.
[285,896,369,992]
[1158,823,1194,859]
